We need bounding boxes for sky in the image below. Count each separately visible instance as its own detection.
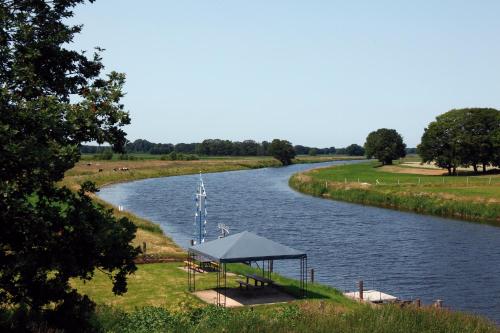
[70,1,500,148]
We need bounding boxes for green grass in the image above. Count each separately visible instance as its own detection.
[72,262,352,311]
[93,303,498,333]
[72,263,220,310]
[75,263,498,333]
[290,161,500,224]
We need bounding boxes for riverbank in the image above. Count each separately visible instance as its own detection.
[63,155,361,259]
[289,161,500,225]
[66,156,499,332]
[75,264,497,333]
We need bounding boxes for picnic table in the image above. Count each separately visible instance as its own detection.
[245,273,274,286]
[236,273,275,291]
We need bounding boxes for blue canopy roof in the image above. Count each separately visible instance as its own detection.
[188,231,306,263]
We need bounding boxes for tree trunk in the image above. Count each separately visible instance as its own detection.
[452,166,457,175]
[447,167,452,175]
[473,164,478,173]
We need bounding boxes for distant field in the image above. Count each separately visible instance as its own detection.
[290,161,500,224]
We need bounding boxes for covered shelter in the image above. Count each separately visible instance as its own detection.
[187,231,307,306]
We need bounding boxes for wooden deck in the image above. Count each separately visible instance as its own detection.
[344,290,398,303]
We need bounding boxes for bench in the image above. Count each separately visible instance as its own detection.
[236,280,258,291]
[183,260,204,273]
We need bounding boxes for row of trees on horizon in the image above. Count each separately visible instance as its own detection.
[81,139,373,157]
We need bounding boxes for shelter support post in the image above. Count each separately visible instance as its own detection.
[187,251,196,292]
[299,256,308,298]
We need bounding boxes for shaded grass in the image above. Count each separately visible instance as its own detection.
[226,263,352,306]
[289,161,500,224]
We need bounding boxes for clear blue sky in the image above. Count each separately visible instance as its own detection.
[71,1,500,148]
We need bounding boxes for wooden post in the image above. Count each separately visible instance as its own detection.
[142,242,147,254]
[415,298,421,308]
[310,268,314,283]
[358,280,364,300]
[190,239,194,246]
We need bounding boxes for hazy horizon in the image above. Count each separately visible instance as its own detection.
[71,1,500,147]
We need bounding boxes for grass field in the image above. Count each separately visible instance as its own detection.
[289,160,500,224]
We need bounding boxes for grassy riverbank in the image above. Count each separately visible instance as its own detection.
[289,161,500,224]
[93,302,497,333]
[74,263,497,333]
[65,156,499,332]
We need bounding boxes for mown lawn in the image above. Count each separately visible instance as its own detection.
[72,262,354,311]
[72,263,220,310]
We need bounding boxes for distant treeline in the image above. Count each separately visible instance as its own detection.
[80,139,390,157]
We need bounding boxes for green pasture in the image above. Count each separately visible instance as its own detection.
[312,161,500,198]
[290,161,500,224]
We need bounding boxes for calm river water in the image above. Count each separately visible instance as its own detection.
[99,160,500,323]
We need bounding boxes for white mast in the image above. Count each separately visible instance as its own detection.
[194,172,207,244]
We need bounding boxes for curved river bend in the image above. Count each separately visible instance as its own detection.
[99,160,500,323]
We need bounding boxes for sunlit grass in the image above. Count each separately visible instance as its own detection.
[290,161,500,224]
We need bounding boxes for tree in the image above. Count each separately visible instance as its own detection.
[308,148,317,156]
[345,144,365,156]
[418,108,500,174]
[269,139,296,165]
[364,129,406,165]
[0,1,138,330]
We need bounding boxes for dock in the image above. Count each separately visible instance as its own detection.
[344,290,398,304]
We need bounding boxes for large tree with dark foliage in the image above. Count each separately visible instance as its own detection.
[269,139,296,165]
[345,144,365,156]
[0,0,139,331]
[364,129,406,165]
[418,108,500,175]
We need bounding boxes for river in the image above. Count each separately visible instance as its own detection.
[99,160,500,323]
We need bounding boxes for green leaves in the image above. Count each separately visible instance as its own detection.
[0,0,137,330]
[269,139,296,166]
[418,108,500,174]
[364,128,406,165]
